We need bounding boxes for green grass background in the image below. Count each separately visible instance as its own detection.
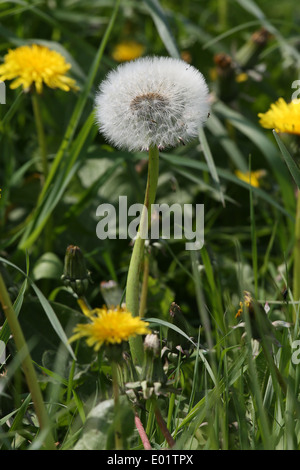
[0,0,300,450]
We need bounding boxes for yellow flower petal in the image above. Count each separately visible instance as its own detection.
[235,72,248,83]
[258,98,300,135]
[235,169,266,188]
[112,41,145,62]
[0,44,78,94]
[69,305,151,352]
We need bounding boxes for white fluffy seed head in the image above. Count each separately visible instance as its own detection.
[95,56,210,152]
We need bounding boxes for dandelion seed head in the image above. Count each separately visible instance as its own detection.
[95,56,210,151]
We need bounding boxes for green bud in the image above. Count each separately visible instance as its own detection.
[61,245,91,296]
[213,53,238,103]
[144,333,160,357]
[235,28,271,69]
[141,334,166,386]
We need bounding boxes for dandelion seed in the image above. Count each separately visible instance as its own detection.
[95,56,210,151]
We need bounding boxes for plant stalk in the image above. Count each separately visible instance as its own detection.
[0,273,56,450]
[293,189,300,320]
[111,361,123,450]
[31,92,48,182]
[139,250,149,318]
[153,399,175,448]
[134,412,152,450]
[31,91,53,256]
[126,145,159,366]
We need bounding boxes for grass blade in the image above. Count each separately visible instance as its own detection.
[143,0,180,58]
[199,126,225,206]
[273,130,300,189]
[0,256,75,359]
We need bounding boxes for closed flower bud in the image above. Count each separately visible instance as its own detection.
[143,333,160,357]
[61,245,91,296]
[141,333,166,385]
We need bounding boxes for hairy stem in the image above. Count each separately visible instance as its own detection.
[153,399,175,448]
[134,412,152,450]
[139,250,150,318]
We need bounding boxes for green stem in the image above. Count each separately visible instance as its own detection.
[66,340,79,405]
[145,399,155,438]
[0,273,56,450]
[126,145,159,366]
[31,92,48,181]
[139,250,149,318]
[293,190,300,314]
[111,361,123,450]
[152,398,175,448]
[217,0,228,29]
[31,91,53,256]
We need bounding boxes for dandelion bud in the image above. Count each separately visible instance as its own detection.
[213,53,238,102]
[235,27,271,69]
[61,245,91,296]
[144,333,160,357]
[141,333,166,385]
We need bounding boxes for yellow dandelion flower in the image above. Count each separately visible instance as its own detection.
[69,305,151,352]
[258,98,300,135]
[235,291,252,318]
[0,44,78,94]
[112,41,145,62]
[235,72,248,83]
[235,169,266,188]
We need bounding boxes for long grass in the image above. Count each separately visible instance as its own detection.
[0,0,300,450]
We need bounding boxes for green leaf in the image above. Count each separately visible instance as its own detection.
[0,256,75,359]
[198,126,225,206]
[143,0,180,58]
[74,397,134,450]
[33,362,69,387]
[213,100,295,212]
[30,284,75,359]
[32,252,63,281]
[160,152,294,220]
[0,274,28,345]
[272,130,300,189]
[146,317,198,348]
[205,113,248,171]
